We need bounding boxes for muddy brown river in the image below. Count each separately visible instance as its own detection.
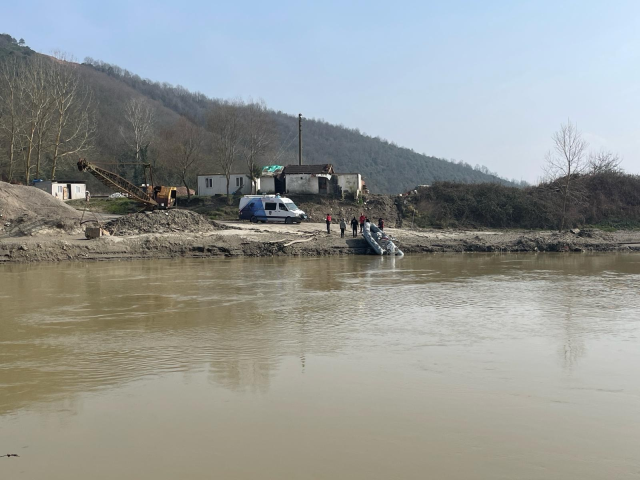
[1,255,639,479]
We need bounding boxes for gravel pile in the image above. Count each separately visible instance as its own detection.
[104,209,216,236]
[0,181,82,237]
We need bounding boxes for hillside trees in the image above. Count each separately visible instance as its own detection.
[48,52,96,180]
[0,56,23,181]
[0,53,95,183]
[157,116,205,201]
[120,97,156,164]
[81,56,513,193]
[207,100,242,200]
[239,99,276,194]
[21,55,53,183]
[204,99,277,197]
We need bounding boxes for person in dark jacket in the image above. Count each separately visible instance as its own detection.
[350,217,358,237]
[378,218,384,230]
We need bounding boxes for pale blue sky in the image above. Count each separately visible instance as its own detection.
[4,0,640,182]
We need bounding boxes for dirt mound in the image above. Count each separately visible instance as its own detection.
[0,181,82,237]
[104,209,217,236]
[290,194,403,227]
[577,228,614,241]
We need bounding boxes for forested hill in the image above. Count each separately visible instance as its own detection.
[269,114,514,193]
[0,34,35,59]
[0,35,514,193]
[80,59,514,193]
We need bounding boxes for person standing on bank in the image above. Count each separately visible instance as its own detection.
[326,213,332,234]
[359,213,365,233]
[351,217,358,237]
[340,218,346,238]
[378,218,384,231]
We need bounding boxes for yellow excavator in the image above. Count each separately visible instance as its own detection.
[77,158,176,209]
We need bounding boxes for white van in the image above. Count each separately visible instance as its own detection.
[239,195,307,224]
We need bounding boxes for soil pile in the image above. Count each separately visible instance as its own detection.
[577,228,614,241]
[0,182,82,237]
[290,194,403,227]
[104,209,216,236]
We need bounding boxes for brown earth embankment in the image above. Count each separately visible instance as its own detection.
[3,182,640,264]
[1,221,639,264]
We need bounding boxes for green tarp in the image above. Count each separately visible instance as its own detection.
[261,165,284,174]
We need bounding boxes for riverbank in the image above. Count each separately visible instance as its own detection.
[2,220,640,264]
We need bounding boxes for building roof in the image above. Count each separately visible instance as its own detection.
[197,173,244,177]
[283,164,334,175]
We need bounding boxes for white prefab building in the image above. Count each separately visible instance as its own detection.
[197,165,365,197]
[197,174,256,196]
[33,181,86,200]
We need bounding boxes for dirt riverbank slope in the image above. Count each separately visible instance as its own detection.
[3,183,640,264]
[2,220,640,264]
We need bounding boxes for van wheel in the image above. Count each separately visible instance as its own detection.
[285,217,292,224]
[250,216,258,223]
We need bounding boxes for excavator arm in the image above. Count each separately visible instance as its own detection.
[77,158,159,208]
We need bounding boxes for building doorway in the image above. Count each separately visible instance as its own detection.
[318,177,328,194]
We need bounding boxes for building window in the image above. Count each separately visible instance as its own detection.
[236,177,244,187]
[206,178,213,188]
[75,186,81,193]
[58,185,64,193]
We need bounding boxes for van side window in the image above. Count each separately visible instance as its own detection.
[279,203,288,211]
[264,202,277,211]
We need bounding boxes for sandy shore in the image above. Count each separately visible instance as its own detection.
[2,221,640,264]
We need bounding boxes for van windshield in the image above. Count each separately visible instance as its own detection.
[284,201,298,211]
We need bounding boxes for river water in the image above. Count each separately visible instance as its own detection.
[1,255,639,479]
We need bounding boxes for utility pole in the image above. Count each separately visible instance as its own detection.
[298,113,303,166]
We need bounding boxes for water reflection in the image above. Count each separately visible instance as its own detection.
[1,254,640,417]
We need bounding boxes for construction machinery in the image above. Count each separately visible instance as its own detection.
[77,158,176,209]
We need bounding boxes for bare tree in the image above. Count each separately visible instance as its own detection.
[157,116,205,202]
[239,99,276,193]
[207,100,242,201]
[21,56,54,183]
[33,101,53,179]
[587,149,622,175]
[0,57,26,182]
[544,120,588,231]
[120,97,156,163]
[48,52,96,180]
